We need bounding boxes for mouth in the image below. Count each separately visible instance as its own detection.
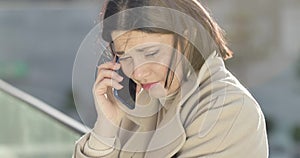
[141,82,159,90]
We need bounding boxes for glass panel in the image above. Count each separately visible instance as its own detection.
[0,90,80,158]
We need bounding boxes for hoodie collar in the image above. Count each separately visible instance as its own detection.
[159,50,222,111]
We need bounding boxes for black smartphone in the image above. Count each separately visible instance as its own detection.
[95,56,136,110]
[113,56,136,109]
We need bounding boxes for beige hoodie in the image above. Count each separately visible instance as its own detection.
[73,51,269,158]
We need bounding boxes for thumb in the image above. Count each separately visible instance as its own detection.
[136,84,142,94]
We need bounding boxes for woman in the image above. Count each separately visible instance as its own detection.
[73,0,269,157]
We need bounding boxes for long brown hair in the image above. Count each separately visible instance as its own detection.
[101,0,233,89]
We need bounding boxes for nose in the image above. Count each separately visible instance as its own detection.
[132,64,151,82]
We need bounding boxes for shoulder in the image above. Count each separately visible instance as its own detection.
[178,85,268,156]
[180,69,264,129]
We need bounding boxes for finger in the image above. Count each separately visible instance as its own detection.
[97,62,120,72]
[136,84,142,94]
[95,63,121,86]
[106,87,116,103]
[94,78,123,95]
[95,69,123,85]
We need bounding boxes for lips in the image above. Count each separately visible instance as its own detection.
[141,82,159,90]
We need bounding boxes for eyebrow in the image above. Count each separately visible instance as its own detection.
[115,51,125,56]
[136,45,158,52]
[115,45,159,56]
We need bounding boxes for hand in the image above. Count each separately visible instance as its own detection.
[93,61,125,126]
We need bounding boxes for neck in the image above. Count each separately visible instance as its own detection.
[158,89,180,110]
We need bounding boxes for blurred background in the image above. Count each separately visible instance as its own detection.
[0,0,299,157]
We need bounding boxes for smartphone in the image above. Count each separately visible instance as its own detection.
[95,56,136,110]
[113,56,136,109]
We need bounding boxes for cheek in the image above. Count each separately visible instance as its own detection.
[151,64,169,77]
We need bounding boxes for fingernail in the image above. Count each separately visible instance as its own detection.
[118,85,123,89]
[114,64,120,69]
[118,76,124,81]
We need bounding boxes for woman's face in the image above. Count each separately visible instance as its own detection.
[111,30,183,98]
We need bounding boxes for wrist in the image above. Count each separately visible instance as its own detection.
[87,132,117,152]
[93,114,121,138]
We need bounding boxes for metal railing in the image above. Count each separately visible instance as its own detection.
[0,79,88,135]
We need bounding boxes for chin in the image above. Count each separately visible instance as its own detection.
[147,84,168,98]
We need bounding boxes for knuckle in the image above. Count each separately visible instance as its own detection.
[97,89,106,95]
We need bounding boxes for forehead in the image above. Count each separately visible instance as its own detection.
[111,30,174,51]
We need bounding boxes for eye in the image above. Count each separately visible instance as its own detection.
[145,50,159,57]
[119,56,131,61]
